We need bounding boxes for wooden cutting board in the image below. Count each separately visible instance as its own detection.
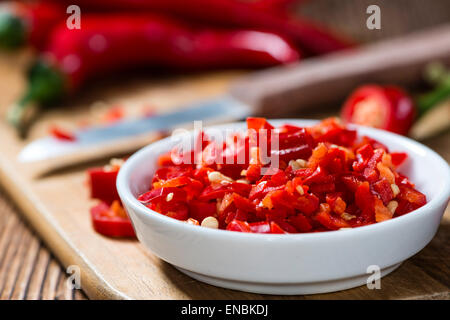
[0,50,448,300]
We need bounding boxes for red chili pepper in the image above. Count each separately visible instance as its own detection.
[374,197,393,222]
[249,221,271,233]
[138,117,426,233]
[0,1,65,50]
[90,201,136,238]
[139,186,187,204]
[87,167,120,204]
[101,106,125,123]
[199,182,252,201]
[373,178,394,204]
[8,14,300,134]
[287,214,312,232]
[354,181,375,223]
[0,0,295,50]
[61,0,354,55]
[226,219,252,232]
[390,152,408,167]
[188,200,217,223]
[247,117,275,131]
[55,0,298,13]
[49,125,76,141]
[315,204,350,230]
[87,159,136,237]
[50,14,299,89]
[269,221,287,234]
[341,85,416,135]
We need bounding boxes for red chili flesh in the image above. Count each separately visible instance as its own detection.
[12,1,66,50]
[87,167,120,205]
[90,201,135,238]
[56,0,354,55]
[87,160,136,238]
[43,14,300,90]
[138,117,426,234]
[49,125,76,141]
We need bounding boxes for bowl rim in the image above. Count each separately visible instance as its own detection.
[117,119,450,241]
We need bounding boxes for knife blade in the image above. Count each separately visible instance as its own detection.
[18,95,251,163]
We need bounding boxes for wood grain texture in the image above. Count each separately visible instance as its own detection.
[300,0,450,43]
[0,189,86,300]
[0,0,449,300]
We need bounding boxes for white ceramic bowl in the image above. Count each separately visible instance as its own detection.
[117,120,450,295]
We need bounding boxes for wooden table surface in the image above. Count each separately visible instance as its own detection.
[0,0,449,300]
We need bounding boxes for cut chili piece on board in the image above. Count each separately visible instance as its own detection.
[49,125,76,141]
[90,201,136,238]
[87,167,120,204]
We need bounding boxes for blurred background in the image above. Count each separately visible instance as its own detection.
[0,0,448,300]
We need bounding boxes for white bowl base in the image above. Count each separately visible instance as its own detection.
[175,263,402,295]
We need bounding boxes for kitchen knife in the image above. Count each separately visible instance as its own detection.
[18,96,251,163]
[19,24,450,170]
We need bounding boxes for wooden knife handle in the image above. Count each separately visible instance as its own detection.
[230,24,450,116]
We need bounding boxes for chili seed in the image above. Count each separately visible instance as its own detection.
[391,184,400,197]
[201,216,219,229]
[387,200,398,214]
[186,218,199,225]
[295,185,304,195]
[296,159,308,168]
[289,160,301,171]
[208,171,233,184]
[341,212,356,220]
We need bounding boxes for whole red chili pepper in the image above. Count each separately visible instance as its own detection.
[0,0,298,50]
[8,13,300,134]
[341,85,416,136]
[56,0,355,55]
[0,1,65,50]
[54,0,303,14]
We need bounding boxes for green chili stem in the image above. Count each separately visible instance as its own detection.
[417,76,450,115]
[7,61,66,137]
[0,12,26,49]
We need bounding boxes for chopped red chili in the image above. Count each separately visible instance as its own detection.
[90,201,136,238]
[49,125,76,141]
[138,117,427,234]
[87,158,136,238]
[87,164,121,205]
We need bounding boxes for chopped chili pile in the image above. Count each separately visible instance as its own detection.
[138,117,427,234]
